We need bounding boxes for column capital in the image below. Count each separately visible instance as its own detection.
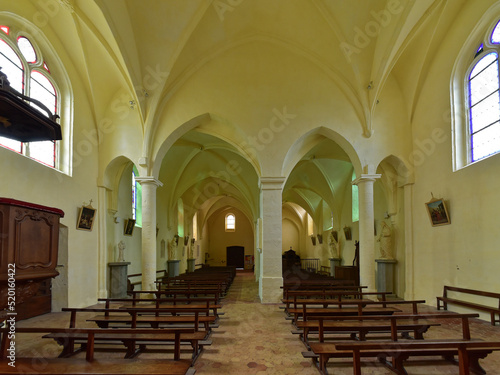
[135,176,163,187]
[260,177,286,190]
[352,174,381,185]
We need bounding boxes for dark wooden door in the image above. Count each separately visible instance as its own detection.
[226,246,244,268]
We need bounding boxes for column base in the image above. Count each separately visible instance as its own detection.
[259,276,283,303]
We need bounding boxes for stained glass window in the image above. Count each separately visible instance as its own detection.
[0,30,58,168]
[468,50,500,162]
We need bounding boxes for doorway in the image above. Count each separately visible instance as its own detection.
[226,246,244,268]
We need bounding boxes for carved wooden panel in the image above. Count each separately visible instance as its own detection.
[0,198,64,319]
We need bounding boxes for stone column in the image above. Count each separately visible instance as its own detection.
[353,174,381,291]
[136,177,163,292]
[97,186,109,298]
[403,183,415,300]
[259,177,285,303]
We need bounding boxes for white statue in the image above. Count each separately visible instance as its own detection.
[329,231,339,258]
[117,240,126,262]
[377,221,393,259]
[168,237,177,260]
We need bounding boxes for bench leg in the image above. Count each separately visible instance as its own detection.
[352,350,361,375]
[390,353,410,375]
[468,353,487,375]
[490,312,496,326]
[317,353,329,375]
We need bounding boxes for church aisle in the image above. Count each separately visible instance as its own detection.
[193,271,319,374]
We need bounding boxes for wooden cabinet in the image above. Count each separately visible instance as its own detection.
[0,198,64,320]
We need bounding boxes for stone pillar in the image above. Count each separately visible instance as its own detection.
[136,177,163,291]
[353,174,381,291]
[259,177,285,303]
[403,183,414,300]
[97,186,109,298]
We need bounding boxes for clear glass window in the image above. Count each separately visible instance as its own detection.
[225,214,235,231]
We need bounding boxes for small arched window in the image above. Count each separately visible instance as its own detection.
[0,25,59,167]
[225,213,235,232]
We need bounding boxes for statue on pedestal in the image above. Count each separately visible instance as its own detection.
[168,237,177,260]
[377,221,393,259]
[328,231,339,258]
[117,240,126,262]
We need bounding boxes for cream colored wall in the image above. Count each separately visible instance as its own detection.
[206,209,254,267]
[408,3,500,318]
[282,218,299,253]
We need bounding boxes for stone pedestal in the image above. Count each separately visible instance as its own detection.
[329,258,342,277]
[108,262,130,298]
[187,258,196,273]
[376,259,397,296]
[167,260,180,277]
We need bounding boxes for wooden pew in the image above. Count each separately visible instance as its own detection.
[40,327,208,362]
[282,290,391,315]
[98,298,224,321]
[295,313,477,348]
[129,289,223,305]
[0,327,196,375]
[336,340,500,375]
[288,299,426,324]
[437,285,500,325]
[303,313,484,375]
[63,307,217,336]
[127,269,167,292]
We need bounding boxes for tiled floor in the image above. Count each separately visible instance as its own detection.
[12,271,500,374]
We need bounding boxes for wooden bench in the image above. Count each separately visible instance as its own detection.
[294,314,447,347]
[437,286,500,325]
[98,298,224,321]
[0,327,195,375]
[303,313,483,375]
[127,269,167,292]
[40,327,209,362]
[282,290,392,315]
[288,299,426,324]
[129,289,223,305]
[335,340,500,375]
[63,307,218,337]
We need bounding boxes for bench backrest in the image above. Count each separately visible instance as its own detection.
[0,327,193,361]
[444,285,500,299]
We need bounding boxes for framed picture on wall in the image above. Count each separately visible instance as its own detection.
[124,218,136,236]
[76,204,96,231]
[343,226,352,240]
[425,197,450,227]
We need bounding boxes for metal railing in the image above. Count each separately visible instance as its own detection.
[300,258,320,273]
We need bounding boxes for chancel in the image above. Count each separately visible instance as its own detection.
[2,1,500,374]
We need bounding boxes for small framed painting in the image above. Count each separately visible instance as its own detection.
[124,218,136,236]
[76,204,96,231]
[425,197,451,227]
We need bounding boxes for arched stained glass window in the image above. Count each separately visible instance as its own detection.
[0,28,58,167]
[467,23,500,163]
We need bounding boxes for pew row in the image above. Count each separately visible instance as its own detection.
[0,327,196,375]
